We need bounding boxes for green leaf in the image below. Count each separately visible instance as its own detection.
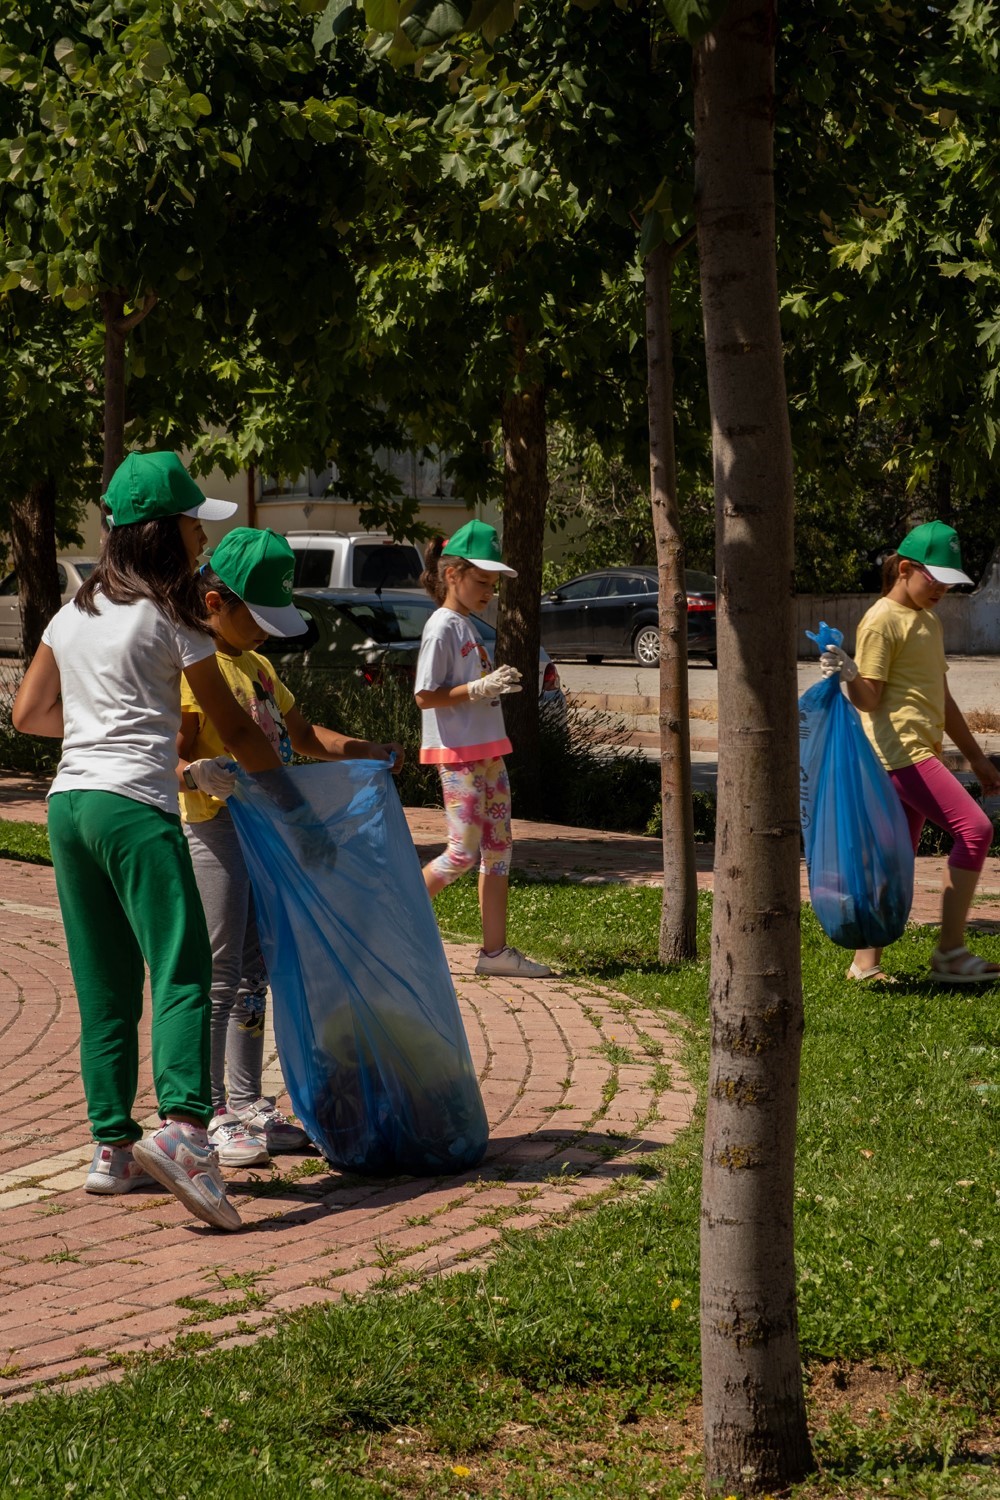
[638,210,664,259]
[661,0,729,44]
[314,0,356,47]
[188,93,212,117]
[364,0,400,31]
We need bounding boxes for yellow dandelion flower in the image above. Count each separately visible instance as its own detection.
[671,1297,682,1310]
[452,1465,472,1478]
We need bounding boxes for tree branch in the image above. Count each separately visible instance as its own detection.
[114,292,158,334]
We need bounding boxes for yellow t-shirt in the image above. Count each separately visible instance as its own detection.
[179,649,295,823]
[853,597,947,771]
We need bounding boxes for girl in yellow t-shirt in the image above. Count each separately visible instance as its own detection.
[177,528,403,1165]
[820,520,1000,985]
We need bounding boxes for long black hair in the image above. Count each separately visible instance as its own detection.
[74,516,207,633]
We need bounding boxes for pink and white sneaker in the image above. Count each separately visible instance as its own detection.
[133,1121,241,1231]
[84,1143,154,1195]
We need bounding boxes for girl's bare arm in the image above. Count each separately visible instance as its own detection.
[12,644,64,737]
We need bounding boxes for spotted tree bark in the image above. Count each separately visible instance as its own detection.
[496,316,548,818]
[694,0,813,1490]
[646,235,698,963]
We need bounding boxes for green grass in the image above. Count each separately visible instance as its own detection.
[2,876,1000,1494]
[0,817,50,865]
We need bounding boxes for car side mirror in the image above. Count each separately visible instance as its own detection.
[548,590,564,603]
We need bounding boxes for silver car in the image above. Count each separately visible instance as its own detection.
[0,557,99,654]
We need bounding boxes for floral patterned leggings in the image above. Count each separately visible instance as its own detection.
[430,757,513,884]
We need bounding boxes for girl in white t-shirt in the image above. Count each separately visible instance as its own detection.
[415,520,552,979]
[12,452,281,1231]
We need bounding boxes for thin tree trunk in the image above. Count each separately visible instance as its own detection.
[496,316,547,819]
[100,288,158,525]
[101,290,127,498]
[9,475,61,662]
[646,236,697,963]
[694,0,813,1491]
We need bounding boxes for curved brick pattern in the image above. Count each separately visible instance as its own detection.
[0,852,694,1400]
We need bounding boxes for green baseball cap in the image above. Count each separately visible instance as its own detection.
[104,451,237,527]
[441,519,517,576]
[898,519,972,586]
[209,528,308,638]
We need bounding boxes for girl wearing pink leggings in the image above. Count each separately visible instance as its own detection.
[821,520,1000,985]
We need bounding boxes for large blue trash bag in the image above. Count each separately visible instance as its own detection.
[228,761,488,1176]
[799,621,914,949]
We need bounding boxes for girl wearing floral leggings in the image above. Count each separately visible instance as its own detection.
[415,520,551,980]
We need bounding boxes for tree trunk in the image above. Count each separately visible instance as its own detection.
[9,475,61,662]
[101,289,127,498]
[100,288,157,527]
[496,317,547,819]
[694,0,813,1491]
[646,238,698,964]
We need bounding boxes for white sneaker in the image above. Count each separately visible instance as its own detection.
[133,1121,241,1232]
[84,1142,154,1195]
[234,1097,310,1153]
[207,1111,270,1167]
[474,946,553,979]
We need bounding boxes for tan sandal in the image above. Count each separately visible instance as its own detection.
[930,947,1000,985]
[847,962,899,984]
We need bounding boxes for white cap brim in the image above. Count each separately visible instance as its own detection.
[926,564,973,586]
[245,600,310,638]
[457,558,517,577]
[183,498,239,522]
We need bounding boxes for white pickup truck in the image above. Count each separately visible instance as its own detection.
[284,531,423,592]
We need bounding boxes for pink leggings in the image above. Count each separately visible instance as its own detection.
[889,756,993,872]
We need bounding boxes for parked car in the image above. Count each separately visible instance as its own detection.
[0,557,98,655]
[259,588,566,712]
[539,566,717,667]
[284,531,424,592]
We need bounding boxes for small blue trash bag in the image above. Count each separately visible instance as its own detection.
[799,622,914,949]
[228,761,488,1177]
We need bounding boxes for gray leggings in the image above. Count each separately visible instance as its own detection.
[184,807,268,1114]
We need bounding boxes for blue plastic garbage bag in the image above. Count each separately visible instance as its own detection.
[228,761,488,1176]
[799,622,914,949]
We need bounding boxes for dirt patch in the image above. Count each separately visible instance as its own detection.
[354,1364,1000,1496]
[965,710,1000,734]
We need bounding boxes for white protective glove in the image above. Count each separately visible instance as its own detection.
[819,645,858,682]
[468,664,523,700]
[185,756,238,799]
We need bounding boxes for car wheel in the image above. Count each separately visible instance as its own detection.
[633,626,660,666]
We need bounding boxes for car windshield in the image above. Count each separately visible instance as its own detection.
[330,598,434,643]
[329,597,496,644]
[75,563,96,581]
[685,570,716,593]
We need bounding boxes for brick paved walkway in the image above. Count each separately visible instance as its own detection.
[4,767,1000,1401]
[0,779,695,1400]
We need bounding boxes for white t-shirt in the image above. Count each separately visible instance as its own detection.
[415,606,513,765]
[43,595,215,813]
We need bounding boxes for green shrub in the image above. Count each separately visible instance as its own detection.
[644,789,716,842]
[0,671,60,777]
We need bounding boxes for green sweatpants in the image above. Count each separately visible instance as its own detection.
[48,790,213,1142]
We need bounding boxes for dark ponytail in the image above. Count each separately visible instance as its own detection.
[421,536,447,604]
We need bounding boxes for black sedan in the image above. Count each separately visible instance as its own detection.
[259,588,566,711]
[539,567,716,667]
